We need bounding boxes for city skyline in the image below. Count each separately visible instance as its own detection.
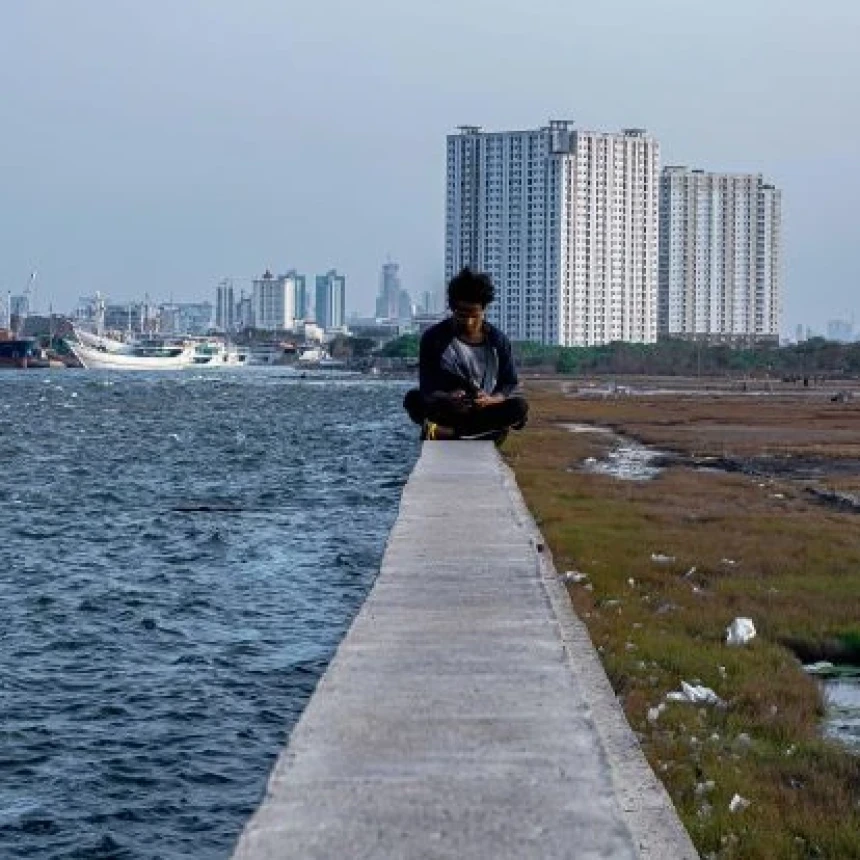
[1,2,858,335]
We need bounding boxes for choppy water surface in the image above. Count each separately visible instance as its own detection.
[0,370,417,859]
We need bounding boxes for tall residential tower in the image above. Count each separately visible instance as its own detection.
[658,167,781,343]
[446,121,660,346]
[315,270,346,330]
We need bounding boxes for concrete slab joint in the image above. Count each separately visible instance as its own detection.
[232,441,699,859]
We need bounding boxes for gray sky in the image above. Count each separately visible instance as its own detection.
[1,0,857,334]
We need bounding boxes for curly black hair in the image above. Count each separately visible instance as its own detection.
[447,268,495,309]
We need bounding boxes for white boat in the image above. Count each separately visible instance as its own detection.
[74,328,134,354]
[191,341,249,367]
[69,339,197,370]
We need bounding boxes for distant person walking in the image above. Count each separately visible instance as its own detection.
[403,268,528,442]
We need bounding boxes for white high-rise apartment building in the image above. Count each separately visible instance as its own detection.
[252,270,297,331]
[659,167,781,343]
[446,121,659,346]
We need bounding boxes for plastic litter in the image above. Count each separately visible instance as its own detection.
[726,617,756,646]
[647,703,667,723]
[563,571,588,584]
[666,681,725,707]
[651,553,675,564]
[729,794,750,813]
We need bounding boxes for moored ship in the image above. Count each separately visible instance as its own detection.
[0,338,52,369]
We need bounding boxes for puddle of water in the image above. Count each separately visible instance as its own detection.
[823,677,860,751]
[562,423,665,482]
[804,664,860,752]
[560,423,615,436]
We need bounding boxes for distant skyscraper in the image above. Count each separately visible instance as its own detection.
[446,121,659,346]
[284,270,309,319]
[215,279,235,332]
[375,262,402,320]
[236,292,253,330]
[397,288,414,321]
[252,270,297,331]
[420,290,437,315]
[315,270,346,329]
[659,167,781,342]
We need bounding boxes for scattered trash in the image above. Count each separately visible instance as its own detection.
[666,681,725,707]
[563,571,589,584]
[720,558,737,566]
[647,703,667,723]
[627,577,635,587]
[683,566,697,579]
[651,553,675,564]
[726,617,756,646]
[770,493,785,500]
[729,794,750,813]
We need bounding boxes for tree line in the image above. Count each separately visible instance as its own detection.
[376,334,860,377]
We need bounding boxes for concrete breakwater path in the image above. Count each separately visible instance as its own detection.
[232,442,698,859]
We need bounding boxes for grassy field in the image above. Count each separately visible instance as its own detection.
[505,380,860,860]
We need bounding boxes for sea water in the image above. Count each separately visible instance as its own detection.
[0,370,417,859]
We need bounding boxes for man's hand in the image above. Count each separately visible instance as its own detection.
[473,392,505,409]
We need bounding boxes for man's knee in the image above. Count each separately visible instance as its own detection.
[403,389,426,425]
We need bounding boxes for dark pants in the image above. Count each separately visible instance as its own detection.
[403,389,528,439]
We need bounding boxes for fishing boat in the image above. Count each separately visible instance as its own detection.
[190,341,249,367]
[74,328,133,353]
[0,338,52,369]
[68,338,197,370]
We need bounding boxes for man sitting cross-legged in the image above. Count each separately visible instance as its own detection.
[403,268,528,443]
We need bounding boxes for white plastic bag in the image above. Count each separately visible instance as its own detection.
[726,617,756,646]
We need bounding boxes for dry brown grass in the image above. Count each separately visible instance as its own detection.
[506,382,860,859]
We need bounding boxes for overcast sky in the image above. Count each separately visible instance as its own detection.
[1,0,857,333]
